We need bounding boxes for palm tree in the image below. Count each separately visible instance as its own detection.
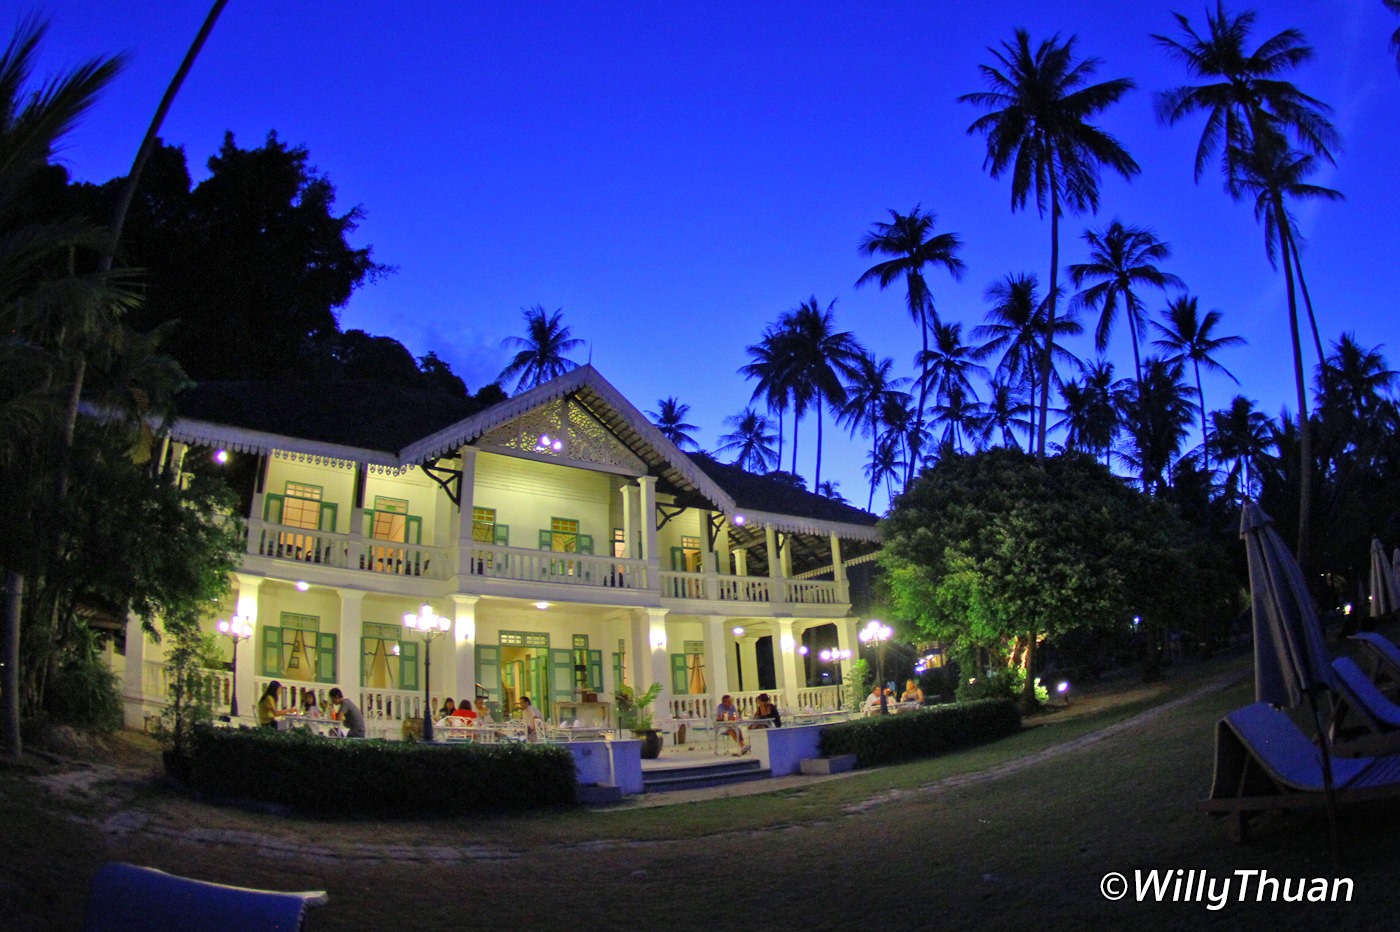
[863,434,905,511]
[738,321,797,469]
[930,383,987,455]
[497,305,583,393]
[1151,295,1245,470]
[1068,220,1183,388]
[1209,395,1275,501]
[781,297,865,491]
[1115,357,1198,494]
[840,353,910,509]
[1316,333,1397,430]
[815,480,847,503]
[961,29,1139,459]
[716,408,779,473]
[918,319,989,416]
[1153,3,1338,192]
[1233,137,1342,561]
[1388,1,1400,72]
[647,397,699,450]
[1055,359,1120,463]
[855,206,965,485]
[982,377,1033,451]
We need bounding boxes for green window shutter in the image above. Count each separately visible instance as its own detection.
[261,627,283,676]
[476,646,500,703]
[318,501,338,532]
[315,633,337,683]
[400,640,419,692]
[406,515,422,545]
[577,534,593,555]
[263,494,284,524]
[588,650,603,691]
[671,653,689,694]
[493,524,510,546]
[670,547,684,571]
[551,649,577,701]
[538,529,553,549]
[612,652,624,692]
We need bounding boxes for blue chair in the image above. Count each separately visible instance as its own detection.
[84,862,327,932]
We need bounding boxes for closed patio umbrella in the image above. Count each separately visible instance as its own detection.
[1371,539,1397,618]
[1240,501,1340,862]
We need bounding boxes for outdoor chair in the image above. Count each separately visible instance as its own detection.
[1351,632,1400,696]
[1200,702,1400,842]
[1328,656,1400,754]
[84,862,328,932]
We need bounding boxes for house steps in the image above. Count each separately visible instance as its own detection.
[641,757,768,793]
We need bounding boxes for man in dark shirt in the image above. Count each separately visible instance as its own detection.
[328,687,366,738]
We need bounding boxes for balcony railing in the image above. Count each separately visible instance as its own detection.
[245,520,846,606]
[463,543,651,591]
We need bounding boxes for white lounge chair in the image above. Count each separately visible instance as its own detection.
[1201,702,1400,842]
[84,862,327,932]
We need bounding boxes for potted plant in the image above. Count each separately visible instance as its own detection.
[615,683,663,759]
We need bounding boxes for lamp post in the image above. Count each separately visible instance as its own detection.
[819,646,852,711]
[403,603,450,741]
[215,614,252,718]
[858,619,892,714]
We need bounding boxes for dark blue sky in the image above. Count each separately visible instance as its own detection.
[36,2,1399,511]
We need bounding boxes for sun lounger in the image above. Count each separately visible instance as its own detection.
[1350,631,1400,695]
[84,862,328,932]
[1200,703,1400,842]
[1329,656,1400,753]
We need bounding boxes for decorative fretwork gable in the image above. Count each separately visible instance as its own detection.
[478,397,646,473]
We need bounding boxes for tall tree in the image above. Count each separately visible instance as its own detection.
[716,408,779,473]
[1154,3,1340,563]
[498,305,583,393]
[855,207,965,485]
[739,321,796,469]
[982,377,1034,451]
[781,298,865,490]
[1151,295,1245,470]
[1115,357,1198,494]
[647,396,700,450]
[841,353,910,510]
[1055,359,1119,463]
[962,30,1139,459]
[1209,395,1275,502]
[1068,220,1183,388]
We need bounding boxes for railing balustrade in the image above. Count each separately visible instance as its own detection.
[463,543,649,590]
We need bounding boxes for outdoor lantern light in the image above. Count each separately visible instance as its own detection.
[859,620,893,714]
[215,615,253,718]
[732,514,746,526]
[798,645,809,655]
[403,604,450,741]
[213,449,228,464]
[732,626,744,636]
[295,580,309,592]
[534,601,550,610]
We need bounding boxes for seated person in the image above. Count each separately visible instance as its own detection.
[300,691,322,716]
[328,687,365,738]
[863,685,884,714]
[519,696,544,740]
[473,698,494,723]
[751,693,782,729]
[901,679,925,705]
[439,698,457,719]
[715,693,745,754]
[452,698,478,719]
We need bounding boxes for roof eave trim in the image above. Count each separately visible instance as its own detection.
[740,509,882,542]
[165,418,399,466]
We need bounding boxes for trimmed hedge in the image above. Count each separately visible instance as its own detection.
[183,727,577,815]
[817,699,1020,768]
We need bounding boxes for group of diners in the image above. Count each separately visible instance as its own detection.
[256,680,365,738]
[714,691,782,755]
[863,679,926,715]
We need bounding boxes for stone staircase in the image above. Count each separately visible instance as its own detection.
[641,757,769,793]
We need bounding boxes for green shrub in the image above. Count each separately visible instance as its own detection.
[956,668,1048,705]
[185,727,578,815]
[44,653,123,730]
[817,699,1020,768]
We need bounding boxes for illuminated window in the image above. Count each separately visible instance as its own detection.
[549,517,579,553]
[472,507,496,543]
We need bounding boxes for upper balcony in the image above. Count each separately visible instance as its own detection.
[243,517,848,612]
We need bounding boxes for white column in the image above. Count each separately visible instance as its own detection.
[705,616,730,699]
[628,610,648,691]
[336,588,364,696]
[638,477,659,563]
[121,612,150,729]
[715,520,732,575]
[764,525,784,577]
[646,607,669,698]
[774,618,801,710]
[455,447,479,578]
[734,549,748,577]
[738,635,759,693]
[451,594,479,704]
[233,575,263,717]
[621,484,637,559]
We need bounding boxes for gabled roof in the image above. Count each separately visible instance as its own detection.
[166,366,880,542]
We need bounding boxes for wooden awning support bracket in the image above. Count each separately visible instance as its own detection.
[422,457,462,508]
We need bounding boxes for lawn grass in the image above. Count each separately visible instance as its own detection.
[7,648,1400,931]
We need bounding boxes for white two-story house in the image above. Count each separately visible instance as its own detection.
[118,366,880,734]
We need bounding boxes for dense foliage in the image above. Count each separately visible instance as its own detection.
[880,448,1234,700]
[185,727,578,815]
[817,699,1020,768]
